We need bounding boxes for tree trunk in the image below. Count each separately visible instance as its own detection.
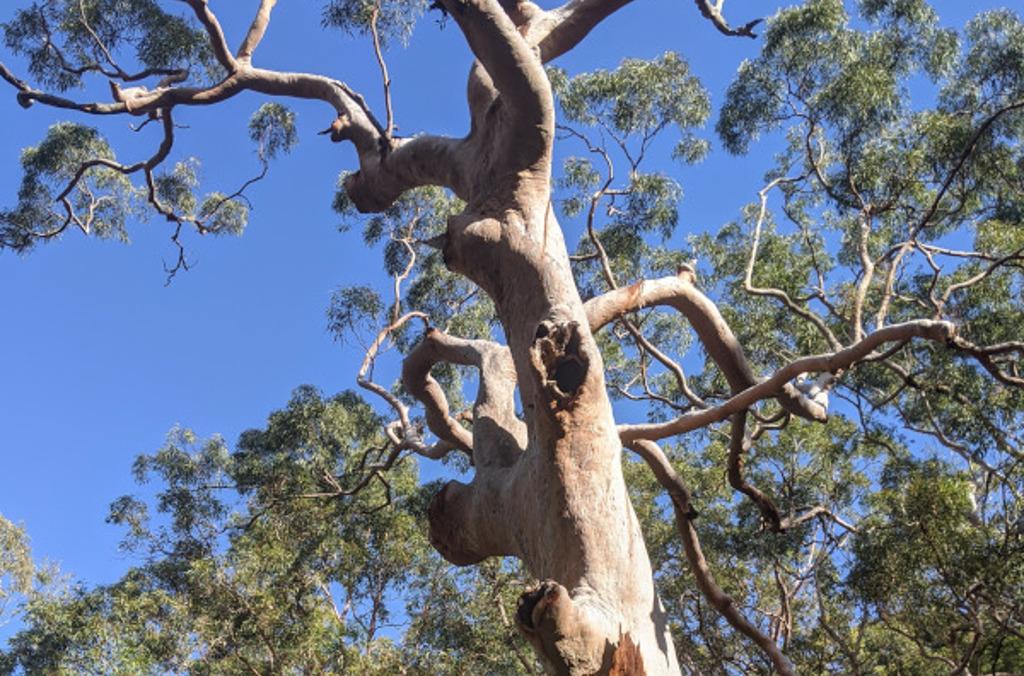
[343,1,683,671]
[420,197,680,674]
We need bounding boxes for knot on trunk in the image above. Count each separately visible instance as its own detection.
[516,581,646,675]
[343,168,399,213]
[675,259,697,285]
[427,481,487,566]
[531,319,588,410]
[320,113,352,143]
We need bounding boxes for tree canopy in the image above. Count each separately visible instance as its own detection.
[1,0,1022,673]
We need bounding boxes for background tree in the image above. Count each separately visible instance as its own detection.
[0,517,34,631]
[1,0,1022,673]
[2,389,537,674]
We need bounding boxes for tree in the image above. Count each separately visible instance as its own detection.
[2,390,535,674]
[1,0,1022,673]
[0,517,34,630]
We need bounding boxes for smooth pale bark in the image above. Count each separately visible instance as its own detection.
[2,0,677,668]
[430,201,680,674]
[2,1,884,672]
[391,4,681,671]
[3,0,1001,671]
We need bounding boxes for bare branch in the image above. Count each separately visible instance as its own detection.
[781,505,858,533]
[530,0,634,62]
[1,62,129,113]
[626,438,795,675]
[369,2,395,140]
[439,0,551,132]
[585,270,828,422]
[619,320,957,443]
[2,20,462,217]
[178,0,238,72]
[357,310,431,438]
[237,0,278,63]
[528,0,759,70]
[850,209,875,341]
[400,330,475,456]
[585,270,750,388]
[746,175,842,349]
[693,0,762,38]
[874,242,911,329]
[402,328,526,466]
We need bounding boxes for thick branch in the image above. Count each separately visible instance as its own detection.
[4,52,476,215]
[1,62,128,113]
[402,329,527,465]
[584,270,828,422]
[401,329,475,455]
[440,0,551,131]
[531,0,633,62]
[179,0,237,72]
[618,320,957,443]
[340,134,468,211]
[528,0,758,67]
[237,0,279,63]
[585,270,750,388]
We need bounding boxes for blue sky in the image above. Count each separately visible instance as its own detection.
[0,0,1007,639]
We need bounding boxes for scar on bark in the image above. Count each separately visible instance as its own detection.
[606,633,645,675]
[531,319,589,410]
[516,580,645,675]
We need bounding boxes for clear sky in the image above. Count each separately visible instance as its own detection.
[0,0,1006,638]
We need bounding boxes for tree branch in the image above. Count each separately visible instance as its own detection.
[54,110,176,205]
[910,97,1024,237]
[951,336,1024,389]
[584,269,828,422]
[402,328,527,465]
[746,175,842,350]
[369,2,395,139]
[356,311,432,444]
[626,438,795,676]
[439,0,551,132]
[236,0,279,64]
[531,0,634,62]
[178,0,238,72]
[693,0,761,38]
[618,320,957,443]
[727,412,784,532]
[1,61,128,113]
